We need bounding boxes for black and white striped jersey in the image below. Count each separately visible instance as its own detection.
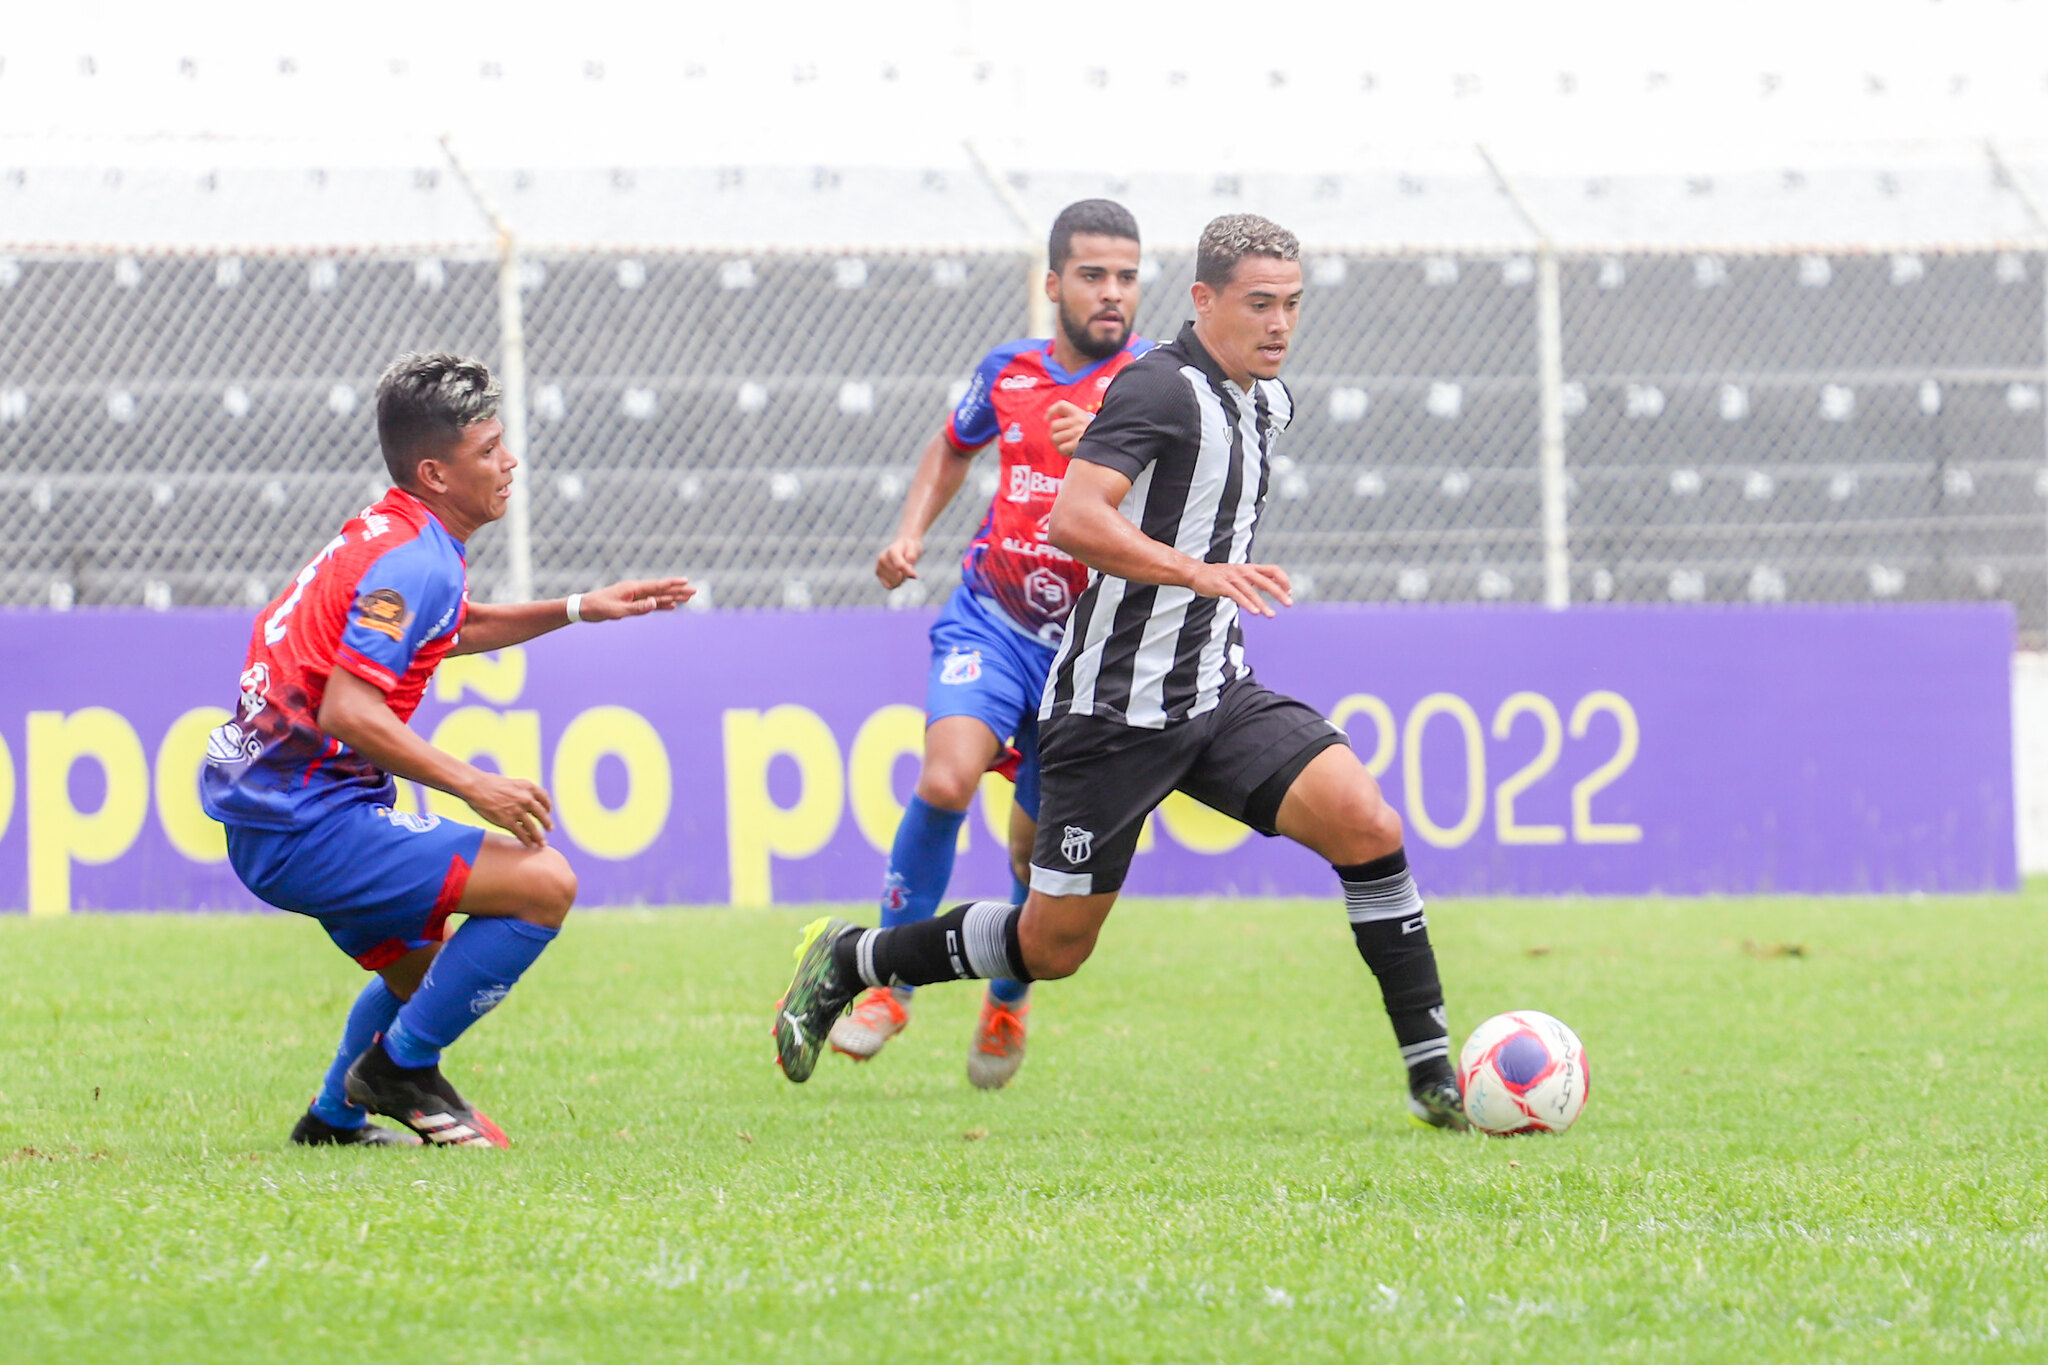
[1040,321,1294,729]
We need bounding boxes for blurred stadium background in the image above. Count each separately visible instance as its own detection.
[5,0,2046,862]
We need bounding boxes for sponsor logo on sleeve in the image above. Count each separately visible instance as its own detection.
[957,372,988,417]
[354,587,412,641]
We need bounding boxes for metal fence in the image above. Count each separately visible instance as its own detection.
[4,240,2045,637]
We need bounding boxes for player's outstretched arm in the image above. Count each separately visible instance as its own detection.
[450,577,693,655]
[876,429,980,589]
[1047,462,1292,618]
[319,669,556,846]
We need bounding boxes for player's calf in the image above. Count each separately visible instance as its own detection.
[1273,747,1458,1126]
[371,839,573,1086]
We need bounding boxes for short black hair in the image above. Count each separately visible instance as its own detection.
[1048,198,1140,273]
[373,351,502,487]
[1195,213,1300,289]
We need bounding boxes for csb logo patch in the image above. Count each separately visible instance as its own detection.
[1060,824,1094,864]
[939,648,982,685]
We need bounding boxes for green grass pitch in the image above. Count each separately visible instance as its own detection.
[2,891,2043,1362]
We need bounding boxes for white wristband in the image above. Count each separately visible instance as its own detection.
[565,593,584,624]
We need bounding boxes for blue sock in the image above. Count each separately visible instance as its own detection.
[880,796,967,999]
[381,918,559,1069]
[311,977,401,1128]
[988,869,1032,1005]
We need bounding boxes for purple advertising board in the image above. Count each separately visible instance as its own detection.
[0,603,2017,915]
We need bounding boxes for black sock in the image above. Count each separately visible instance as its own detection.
[1336,850,1452,1086]
[832,901,1029,990]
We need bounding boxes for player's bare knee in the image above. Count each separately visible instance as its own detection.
[1020,925,1095,980]
[1025,940,1088,980]
[1315,790,1404,866]
[915,764,979,812]
[1363,796,1405,854]
[517,850,578,928]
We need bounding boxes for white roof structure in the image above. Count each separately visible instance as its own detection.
[3,0,2047,251]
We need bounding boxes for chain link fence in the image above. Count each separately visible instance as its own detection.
[3,239,2045,637]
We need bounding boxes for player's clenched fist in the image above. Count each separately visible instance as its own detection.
[1046,400,1094,458]
[875,535,923,589]
[1187,561,1293,618]
[578,577,693,618]
[463,772,556,847]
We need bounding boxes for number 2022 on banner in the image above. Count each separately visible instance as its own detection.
[1331,691,1642,850]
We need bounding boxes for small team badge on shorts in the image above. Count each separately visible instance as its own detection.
[375,807,442,833]
[940,648,983,685]
[1061,824,1094,864]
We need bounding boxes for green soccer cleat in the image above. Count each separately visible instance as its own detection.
[773,916,862,1083]
[1406,1073,1472,1132]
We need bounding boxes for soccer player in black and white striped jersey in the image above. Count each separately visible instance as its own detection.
[775,214,1466,1130]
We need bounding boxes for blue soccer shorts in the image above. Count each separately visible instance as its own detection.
[224,801,488,971]
[926,586,1059,820]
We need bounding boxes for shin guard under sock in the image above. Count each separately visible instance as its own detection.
[1337,850,1451,1083]
[312,976,401,1128]
[834,900,1030,990]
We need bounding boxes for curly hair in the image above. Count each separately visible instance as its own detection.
[1195,213,1300,289]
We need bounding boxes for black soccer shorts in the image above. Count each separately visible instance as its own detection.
[1028,677,1349,897]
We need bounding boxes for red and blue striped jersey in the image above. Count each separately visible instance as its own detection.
[945,335,1150,643]
[201,486,469,830]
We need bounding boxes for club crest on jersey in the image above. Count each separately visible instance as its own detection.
[1061,825,1094,864]
[375,807,442,833]
[237,661,270,720]
[1003,422,1024,443]
[354,587,412,641]
[204,721,251,766]
[939,648,982,685]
